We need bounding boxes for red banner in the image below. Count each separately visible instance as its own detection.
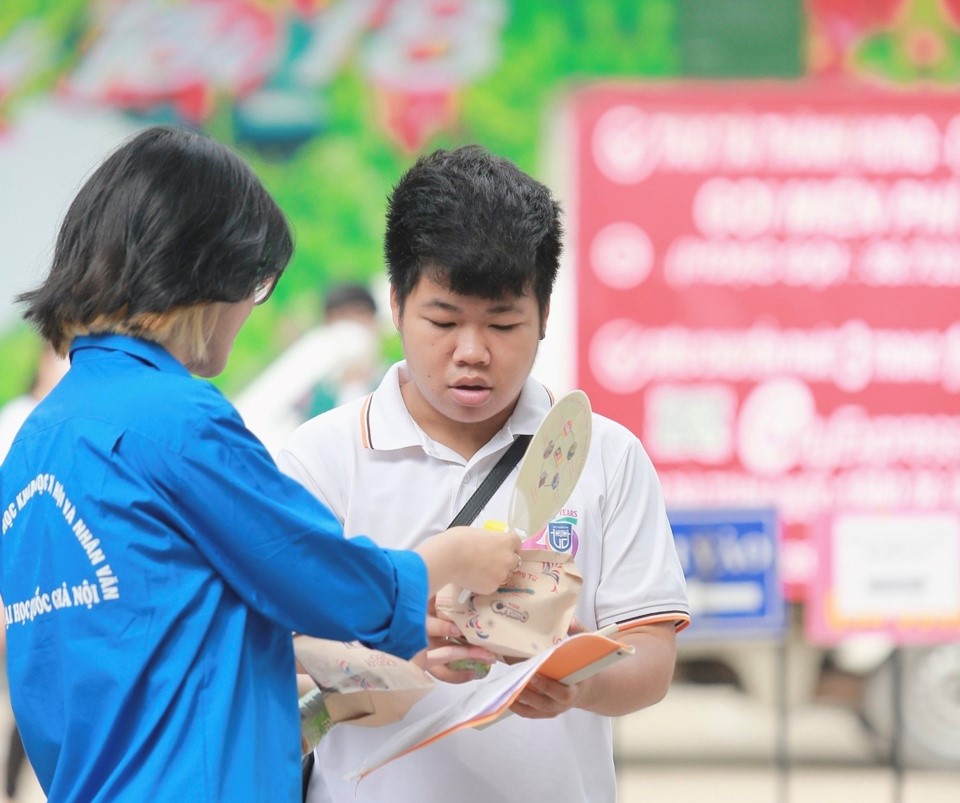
[570,83,960,599]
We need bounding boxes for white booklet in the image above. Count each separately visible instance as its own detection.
[348,630,634,781]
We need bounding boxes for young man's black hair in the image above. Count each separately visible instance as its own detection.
[384,145,562,319]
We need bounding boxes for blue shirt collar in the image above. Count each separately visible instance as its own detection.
[70,333,191,377]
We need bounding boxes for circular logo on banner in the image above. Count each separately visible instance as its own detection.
[589,222,654,289]
[589,318,649,395]
[737,378,816,476]
[592,105,659,184]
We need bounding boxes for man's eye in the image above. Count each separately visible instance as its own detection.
[428,319,455,329]
[491,324,519,332]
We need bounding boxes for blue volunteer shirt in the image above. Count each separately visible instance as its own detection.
[0,334,428,802]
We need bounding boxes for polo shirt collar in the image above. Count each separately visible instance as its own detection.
[363,361,554,452]
[69,333,190,377]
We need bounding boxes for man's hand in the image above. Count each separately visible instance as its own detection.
[412,602,497,683]
[510,620,677,719]
[509,673,593,719]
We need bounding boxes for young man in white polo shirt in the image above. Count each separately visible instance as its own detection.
[278,145,689,803]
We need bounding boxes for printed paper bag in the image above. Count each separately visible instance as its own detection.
[435,549,583,660]
[294,636,434,752]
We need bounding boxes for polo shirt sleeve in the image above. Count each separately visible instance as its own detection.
[151,398,428,659]
[595,433,690,633]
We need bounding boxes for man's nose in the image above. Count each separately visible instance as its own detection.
[453,329,490,364]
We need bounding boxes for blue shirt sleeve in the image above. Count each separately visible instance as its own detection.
[142,396,428,659]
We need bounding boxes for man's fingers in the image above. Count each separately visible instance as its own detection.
[430,665,486,684]
[510,675,580,719]
[425,615,461,639]
[425,644,495,667]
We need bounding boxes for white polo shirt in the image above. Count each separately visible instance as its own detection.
[278,362,689,803]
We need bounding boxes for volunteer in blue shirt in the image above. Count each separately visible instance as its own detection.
[0,125,519,803]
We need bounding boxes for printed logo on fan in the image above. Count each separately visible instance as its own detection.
[522,508,580,556]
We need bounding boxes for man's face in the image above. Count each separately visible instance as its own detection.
[391,274,546,442]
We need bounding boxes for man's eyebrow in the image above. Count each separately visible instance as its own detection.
[486,302,523,314]
[423,298,462,313]
[421,298,523,314]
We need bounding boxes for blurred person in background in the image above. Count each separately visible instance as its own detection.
[233,281,387,454]
[0,346,68,458]
[304,281,387,418]
[0,126,520,802]
[280,145,690,803]
[0,344,67,803]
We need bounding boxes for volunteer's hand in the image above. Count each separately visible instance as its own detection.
[412,605,497,683]
[415,525,521,596]
[296,672,318,698]
[509,673,593,719]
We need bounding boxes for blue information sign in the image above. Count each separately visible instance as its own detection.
[669,508,786,640]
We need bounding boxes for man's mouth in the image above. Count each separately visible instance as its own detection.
[449,383,493,406]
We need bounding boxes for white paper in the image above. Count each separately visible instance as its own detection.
[348,631,633,780]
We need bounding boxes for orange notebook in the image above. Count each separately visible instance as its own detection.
[348,631,634,781]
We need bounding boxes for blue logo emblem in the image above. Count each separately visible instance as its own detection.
[547,522,573,552]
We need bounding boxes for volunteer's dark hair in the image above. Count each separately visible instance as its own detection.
[18,124,293,353]
[384,145,562,317]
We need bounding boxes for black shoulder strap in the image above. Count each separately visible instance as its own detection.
[302,753,314,802]
[447,434,531,528]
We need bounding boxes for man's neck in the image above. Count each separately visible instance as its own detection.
[399,382,515,460]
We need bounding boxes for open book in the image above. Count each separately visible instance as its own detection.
[348,630,634,781]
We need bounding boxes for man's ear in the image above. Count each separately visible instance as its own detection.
[389,285,402,331]
[539,300,551,340]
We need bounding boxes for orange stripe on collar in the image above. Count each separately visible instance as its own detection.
[359,394,372,449]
